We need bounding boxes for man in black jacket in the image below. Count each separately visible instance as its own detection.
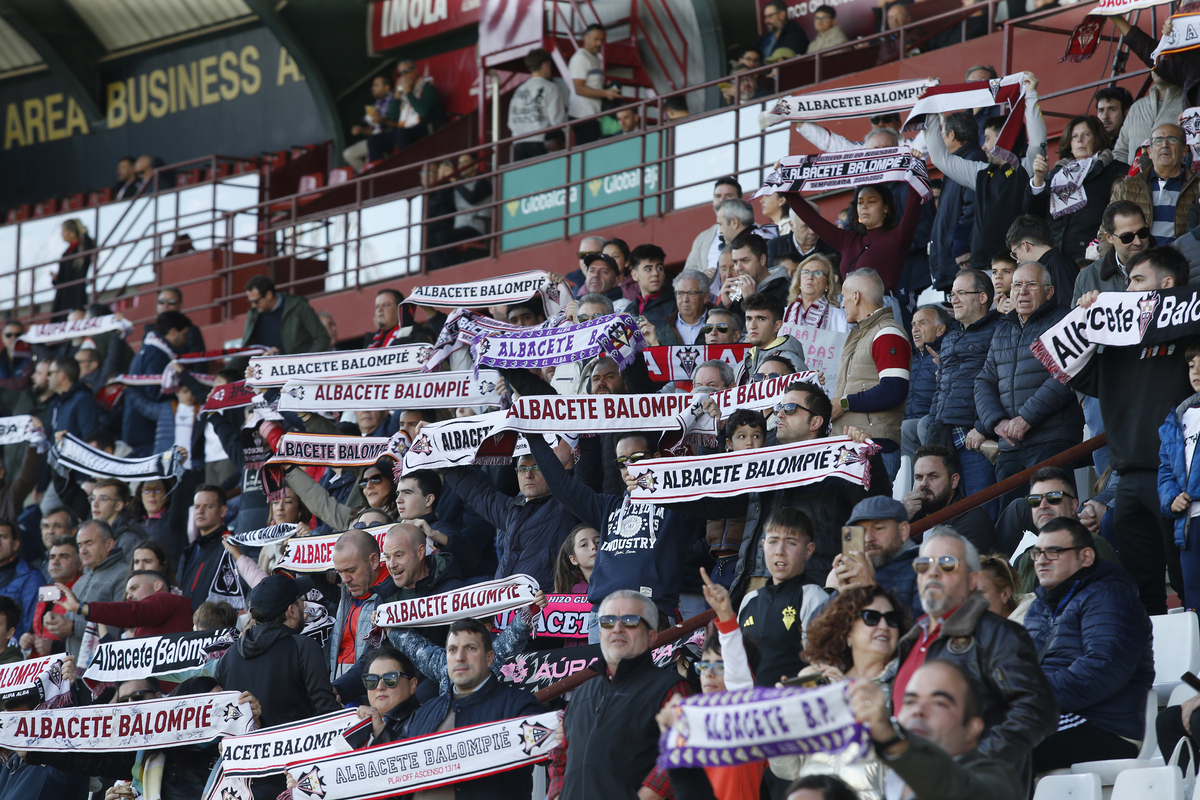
[930,112,987,291]
[214,574,340,800]
[401,619,544,800]
[1006,215,1079,298]
[177,485,248,611]
[895,527,1058,789]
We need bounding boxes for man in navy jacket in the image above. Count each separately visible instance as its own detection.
[402,619,544,800]
[1024,517,1154,772]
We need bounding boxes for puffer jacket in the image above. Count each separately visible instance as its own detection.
[974,299,1084,450]
[1158,393,1200,547]
[930,310,1002,427]
[1024,151,1128,261]
[898,593,1059,783]
[930,141,987,290]
[1024,560,1153,741]
[906,330,946,420]
[122,331,176,452]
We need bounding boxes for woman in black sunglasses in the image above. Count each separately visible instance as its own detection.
[342,645,421,747]
[285,455,398,532]
[770,586,910,797]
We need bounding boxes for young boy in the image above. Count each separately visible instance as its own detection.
[725,408,767,453]
[736,507,828,686]
[1158,340,1200,611]
[991,251,1017,314]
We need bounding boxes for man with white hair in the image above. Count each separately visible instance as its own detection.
[649,269,710,345]
[566,235,607,298]
[973,261,1082,491]
[548,589,692,800]
[832,268,911,458]
[895,526,1058,789]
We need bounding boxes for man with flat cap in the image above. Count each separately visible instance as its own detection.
[827,495,923,620]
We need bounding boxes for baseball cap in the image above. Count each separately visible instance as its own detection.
[846,496,908,525]
[249,574,314,619]
[583,253,619,273]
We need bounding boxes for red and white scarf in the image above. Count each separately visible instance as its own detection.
[247,345,432,388]
[19,314,131,345]
[277,370,504,412]
[643,344,753,383]
[759,77,939,128]
[784,297,835,330]
[374,575,540,628]
[904,73,1029,169]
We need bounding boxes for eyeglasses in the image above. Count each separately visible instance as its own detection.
[576,314,596,323]
[1,333,17,339]
[798,269,828,278]
[694,660,725,675]
[912,555,961,574]
[701,323,731,335]
[117,689,158,703]
[358,475,385,488]
[1029,545,1084,561]
[1112,227,1151,244]
[362,671,409,690]
[774,402,813,417]
[752,372,788,383]
[858,609,903,629]
[516,465,541,477]
[1151,136,1183,147]
[1009,242,1031,259]
[87,495,116,504]
[141,486,164,495]
[598,614,647,629]
[1025,491,1074,507]
[949,290,985,300]
[615,452,649,468]
[1010,281,1043,293]
[675,290,704,298]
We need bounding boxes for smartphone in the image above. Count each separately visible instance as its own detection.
[38,586,61,603]
[841,525,866,558]
[1040,141,1048,157]
[1183,671,1200,693]
[783,673,828,688]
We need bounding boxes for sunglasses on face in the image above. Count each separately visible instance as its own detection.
[858,609,903,629]
[615,452,648,468]
[598,614,647,629]
[358,475,385,488]
[1025,491,1074,507]
[362,671,409,690]
[774,402,813,417]
[694,660,725,675]
[117,689,158,703]
[752,372,788,383]
[701,323,731,335]
[912,555,961,574]
[576,314,595,323]
[1113,226,1151,244]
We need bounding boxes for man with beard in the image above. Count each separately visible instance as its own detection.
[895,527,1057,789]
[902,445,997,552]
[828,495,922,619]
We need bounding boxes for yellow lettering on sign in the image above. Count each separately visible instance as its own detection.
[199,55,220,104]
[277,48,303,85]
[177,62,199,111]
[23,98,45,144]
[65,97,89,137]
[44,94,66,140]
[148,69,169,118]
[218,50,240,101]
[106,81,126,128]
[240,46,261,95]
[4,104,25,149]
[127,75,148,124]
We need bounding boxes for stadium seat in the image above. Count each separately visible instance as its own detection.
[328,167,353,186]
[1034,772,1102,800]
[1071,690,1163,785]
[1152,611,1200,705]
[1110,766,1183,800]
[87,188,112,206]
[32,198,58,218]
[62,193,85,211]
[5,204,30,223]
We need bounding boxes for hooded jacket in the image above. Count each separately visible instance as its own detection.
[212,622,340,729]
[444,467,579,591]
[48,381,100,439]
[974,299,1084,450]
[907,329,947,420]
[328,574,395,677]
[122,332,176,451]
[1024,560,1154,740]
[66,547,127,653]
[1158,392,1200,546]
[0,558,40,636]
[930,310,1002,428]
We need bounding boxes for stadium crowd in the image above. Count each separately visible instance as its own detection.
[7,14,1200,800]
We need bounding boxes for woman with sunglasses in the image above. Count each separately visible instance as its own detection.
[345,645,422,746]
[1026,115,1127,262]
[769,586,910,799]
[286,455,398,533]
[783,254,848,332]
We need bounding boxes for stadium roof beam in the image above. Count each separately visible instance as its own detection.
[0,0,106,123]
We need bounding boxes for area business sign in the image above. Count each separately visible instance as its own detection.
[368,0,483,54]
[499,132,661,250]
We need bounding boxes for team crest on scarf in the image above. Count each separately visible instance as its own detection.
[45,660,63,688]
[294,767,327,798]
[250,364,263,381]
[833,445,869,469]
[282,385,305,401]
[222,703,244,723]
[221,786,245,800]
[634,472,659,493]
[519,718,555,755]
[602,318,636,350]
[478,379,497,395]
[676,347,700,378]
[1139,292,1161,339]
[416,346,432,364]
[409,434,433,456]
[543,281,561,307]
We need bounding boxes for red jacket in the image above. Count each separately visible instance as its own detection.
[87,590,194,637]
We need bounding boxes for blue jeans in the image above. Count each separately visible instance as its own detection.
[1081,395,1110,478]
[957,444,997,519]
[1181,518,1200,614]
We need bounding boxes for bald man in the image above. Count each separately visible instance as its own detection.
[329,529,390,679]
[567,235,607,299]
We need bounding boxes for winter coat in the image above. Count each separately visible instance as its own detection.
[1024,152,1128,261]
[930,311,1002,428]
[974,299,1084,450]
[931,141,987,290]
[87,589,195,637]
[1158,393,1200,547]
[177,527,249,611]
[1025,560,1153,741]
[906,331,946,420]
[635,291,678,329]
[898,593,1059,783]
[444,467,579,591]
[872,543,923,622]
[212,622,340,729]
[1073,248,1133,306]
[0,751,87,800]
[122,333,176,450]
[0,558,40,636]
[52,239,91,316]
[240,292,331,358]
[327,575,395,677]
[66,547,128,653]
[1109,163,1200,243]
[403,677,544,800]
[48,381,100,439]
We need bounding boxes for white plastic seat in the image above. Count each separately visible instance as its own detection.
[1152,612,1200,705]
[1111,766,1184,800]
[1034,773,1102,800]
[1072,690,1162,785]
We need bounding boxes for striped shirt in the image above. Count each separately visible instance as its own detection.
[1151,174,1183,245]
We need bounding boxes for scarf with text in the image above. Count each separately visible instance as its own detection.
[276,525,395,572]
[403,271,568,317]
[658,683,869,769]
[495,594,589,639]
[903,73,1028,169]
[219,709,367,777]
[402,410,512,473]
[0,655,71,709]
[627,436,877,503]
[1062,15,1106,63]
[0,692,254,752]
[1088,0,1169,13]
[284,709,561,800]
[82,628,237,687]
[1184,106,1200,161]
[260,433,394,501]
[19,314,131,345]
[112,371,216,393]
[50,434,185,483]
[1153,11,1200,64]
[247,345,433,388]
[1049,155,1099,218]
[229,524,299,547]
[643,345,753,383]
[0,415,47,449]
[200,380,257,415]
[374,575,540,628]
[711,371,828,417]
[754,147,931,201]
[1031,287,1200,383]
[499,633,702,693]
[497,393,715,437]
[472,313,644,372]
[423,309,532,372]
[278,370,504,412]
[759,77,939,129]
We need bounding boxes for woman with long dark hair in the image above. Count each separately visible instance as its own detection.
[52,219,93,319]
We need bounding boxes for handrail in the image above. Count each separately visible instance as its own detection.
[909,434,1107,537]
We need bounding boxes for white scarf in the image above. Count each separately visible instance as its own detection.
[0,655,71,708]
[710,371,828,417]
[229,524,299,547]
[220,709,366,777]
[277,370,504,411]
[247,345,432,388]
[1049,154,1098,219]
[19,314,131,345]
[759,77,938,129]
[82,628,237,686]
[50,433,185,483]
[266,434,393,468]
[403,271,567,317]
[374,575,539,628]
[276,524,396,572]
[0,416,47,449]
